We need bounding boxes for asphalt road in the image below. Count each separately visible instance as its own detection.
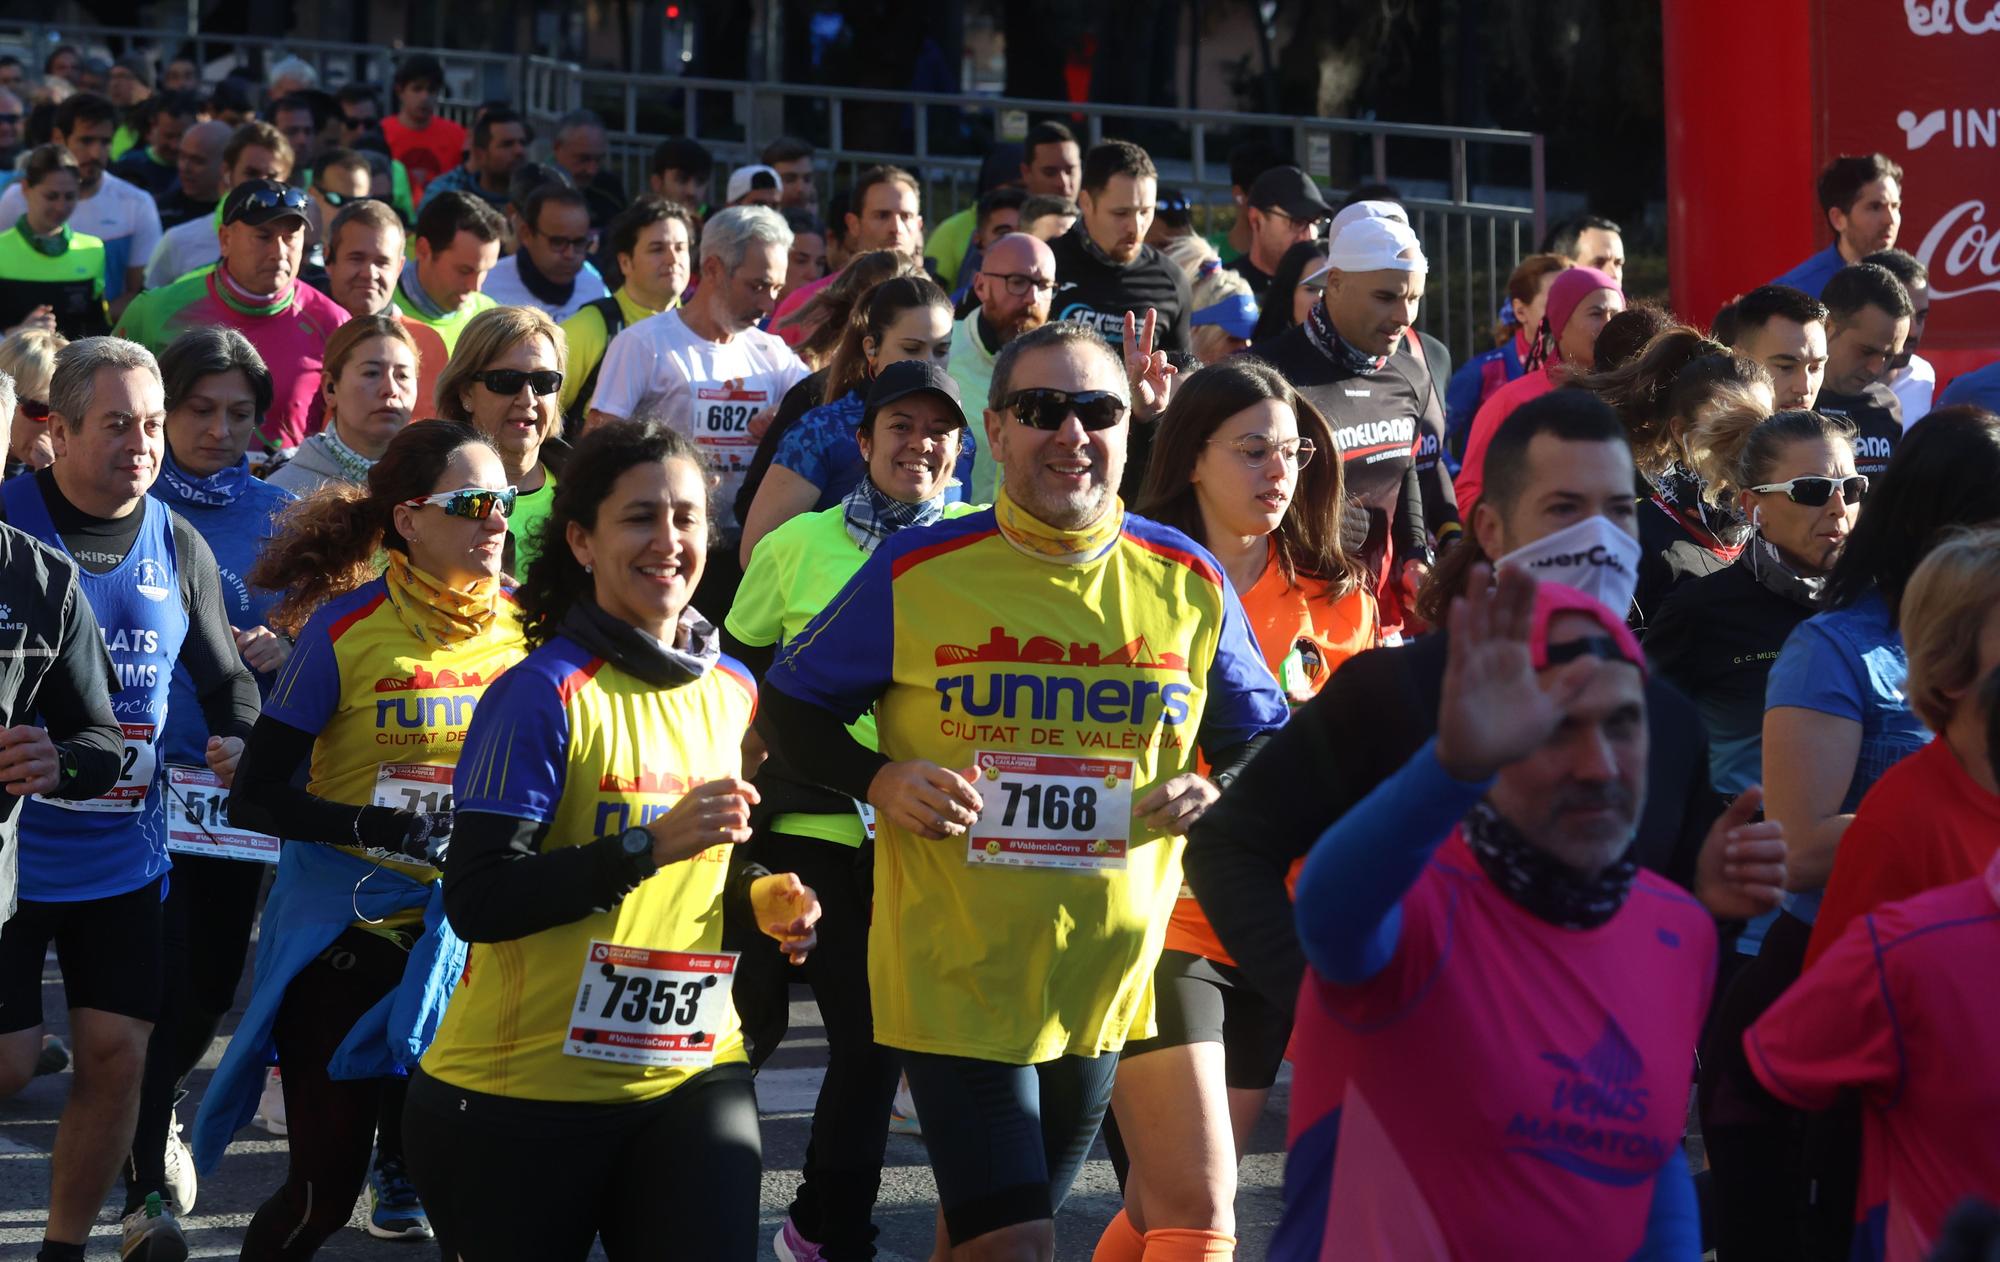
[1,960,1288,1261]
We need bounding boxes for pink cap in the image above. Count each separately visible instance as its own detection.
[1531,580,1646,677]
[1543,266,1621,361]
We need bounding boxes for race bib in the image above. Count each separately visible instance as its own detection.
[965,751,1134,872]
[164,765,279,862]
[38,721,156,813]
[692,385,768,471]
[855,799,877,842]
[372,762,454,813]
[565,941,738,1068]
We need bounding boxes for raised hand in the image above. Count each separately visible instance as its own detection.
[1121,308,1179,419]
[1434,564,1598,782]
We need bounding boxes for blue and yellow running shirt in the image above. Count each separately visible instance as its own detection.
[771,508,1288,1064]
[262,579,527,901]
[423,634,758,1104]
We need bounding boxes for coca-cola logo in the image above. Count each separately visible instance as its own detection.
[1916,199,2000,298]
[1906,0,2000,35]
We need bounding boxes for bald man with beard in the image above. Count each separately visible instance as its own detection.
[950,230,1057,501]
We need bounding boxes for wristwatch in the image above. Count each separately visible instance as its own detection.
[55,744,79,788]
[617,826,658,881]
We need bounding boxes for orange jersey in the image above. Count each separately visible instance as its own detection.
[1166,549,1379,964]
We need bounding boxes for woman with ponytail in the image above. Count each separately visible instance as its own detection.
[1598,334,1776,623]
[737,271,975,565]
[403,419,821,1261]
[192,420,528,1255]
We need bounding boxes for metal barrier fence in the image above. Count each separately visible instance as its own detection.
[0,21,1544,362]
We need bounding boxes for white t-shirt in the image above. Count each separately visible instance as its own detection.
[1887,352,1936,429]
[0,171,161,301]
[590,308,809,533]
[145,214,220,289]
[479,254,610,323]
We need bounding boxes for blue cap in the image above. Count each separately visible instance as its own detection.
[1191,292,1260,339]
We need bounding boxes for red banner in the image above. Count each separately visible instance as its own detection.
[1815,0,2000,350]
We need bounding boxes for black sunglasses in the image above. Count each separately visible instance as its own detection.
[318,190,383,210]
[18,398,51,421]
[474,369,564,398]
[1001,388,1128,432]
[1747,474,1868,507]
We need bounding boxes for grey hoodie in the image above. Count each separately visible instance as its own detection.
[267,435,364,499]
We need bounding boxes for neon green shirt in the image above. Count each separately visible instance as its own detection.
[510,467,556,574]
[924,206,978,290]
[727,500,978,844]
[393,286,497,355]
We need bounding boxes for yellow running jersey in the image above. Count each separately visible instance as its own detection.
[262,579,527,913]
[770,509,1287,1063]
[422,634,759,1103]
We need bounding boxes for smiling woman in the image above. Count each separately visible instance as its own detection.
[0,145,109,340]
[434,305,571,576]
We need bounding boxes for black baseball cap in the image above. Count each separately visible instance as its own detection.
[1248,166,1332,222]
[222,179,310,229]
[863,360,967,430]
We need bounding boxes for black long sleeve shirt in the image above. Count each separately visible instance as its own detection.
[1182,631,1721,1008]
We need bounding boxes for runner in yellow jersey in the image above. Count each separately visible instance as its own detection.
[762,319,1288,1260]
[193,421,527,1253]
[401,421,821,1261]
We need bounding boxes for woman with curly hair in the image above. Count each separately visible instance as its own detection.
[190,420,528,1255]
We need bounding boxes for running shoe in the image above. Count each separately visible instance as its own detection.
[34,1033,69,1076]
[254,1066,286,1136]
[163,1109,197,1216]
[773,1214,825,1262]
[121,1192,189,1262]
[366,1154,435,1240]
[888,1074,921,1137]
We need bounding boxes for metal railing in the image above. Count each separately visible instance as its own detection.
[0,21,1545,362]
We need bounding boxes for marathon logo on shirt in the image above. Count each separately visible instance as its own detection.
[372,661,501,743]
[1851,434,1894,461]
[591,768,726,842]
[1502,1018,1671,1185]
[1329,416,1418,466]
[932,626,1194,749]
[133,558,173,602]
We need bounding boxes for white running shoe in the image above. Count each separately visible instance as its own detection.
[163,1109,198,1215]
[254,1066,287,1136]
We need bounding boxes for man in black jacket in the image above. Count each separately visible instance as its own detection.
[1253,210,1451,627]
[1049,140,1191,354]
[1815,263,1911,480]
[1186,389,1789,1014]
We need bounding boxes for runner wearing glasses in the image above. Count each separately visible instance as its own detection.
[190,421,528,1257]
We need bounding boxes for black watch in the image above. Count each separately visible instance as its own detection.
[618,826,658,880]
[56,744,79,787]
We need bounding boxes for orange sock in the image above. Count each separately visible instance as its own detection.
[1090,1209,1147,1262]
[1142,1227,1236,1260]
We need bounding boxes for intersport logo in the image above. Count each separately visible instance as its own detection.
[1914,200,2000,299]
[1906,0,2000,35]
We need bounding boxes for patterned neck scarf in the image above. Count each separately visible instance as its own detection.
[16,220,71,258]
[1650,460,1751,553]
[157,447,251,507]
[382,548,498,646]
[1304,299,1389,376]
[993,485,1122,566]
[1462,800,1638,931]
[842,476,947,555]
[1745,533,1824,610]
[1073,223,1133,271]
[313,426,378,485]
[399,260,448,320]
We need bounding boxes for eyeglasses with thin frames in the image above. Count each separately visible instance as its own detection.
[1206,435,1317,470]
